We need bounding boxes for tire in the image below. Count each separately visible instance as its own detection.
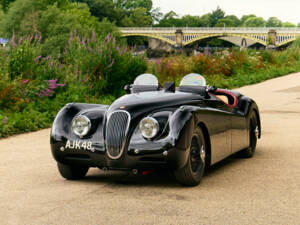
[174,127,206,186]
[57,162,89,180]
[239,111,259,158]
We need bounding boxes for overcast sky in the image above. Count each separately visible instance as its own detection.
[152,0,300,25]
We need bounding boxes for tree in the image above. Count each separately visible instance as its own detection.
[241,14,256,25]
[266,17,282,27]
[122,0,152,12]
[298,23,300,27]
[225,15,241,27]
[199,13,212,27]
[0,0,15,12]
[121,7,152,27]
[282,22,296,27]
[70,0,122,24]
[244,17,265,27]
[0,0,46,37]
[158,11,181,27]
[215,18,235,27]
[181,15,202,27]
[151,7,163,24]
[209,6,225,27]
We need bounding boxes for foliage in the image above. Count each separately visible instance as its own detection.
[292,35,300,48]
[282,22,296,27]
[244,17,265,27]
[266,17,282,27]
[149,48,300,89]
[121,7,152,27]
[209,7,225,27]
[0,31,146,138]
[0,0,15,12]
[65,31,147,96]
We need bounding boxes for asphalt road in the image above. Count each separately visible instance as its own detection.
[1,73,300,225]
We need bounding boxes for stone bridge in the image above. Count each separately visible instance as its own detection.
[120,27,300,48]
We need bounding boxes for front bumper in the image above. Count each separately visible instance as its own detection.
[51,141,188,171]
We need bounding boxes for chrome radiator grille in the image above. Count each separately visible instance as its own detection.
[105,110,130,159]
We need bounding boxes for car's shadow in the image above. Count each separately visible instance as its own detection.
[78,152,257,188]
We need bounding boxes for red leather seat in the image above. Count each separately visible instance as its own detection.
[213,89,238,108]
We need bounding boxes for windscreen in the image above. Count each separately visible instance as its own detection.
[133,74,159,86]
[180,73,206,86]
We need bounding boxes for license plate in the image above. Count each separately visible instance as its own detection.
[65,140,95,152]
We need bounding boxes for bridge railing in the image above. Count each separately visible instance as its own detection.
[120,27,300,33]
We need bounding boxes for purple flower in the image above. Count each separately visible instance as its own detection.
[21,80,29,85]
[105,34,110,42]
[107,59,114,68]
[70,31,73,42]
[38,35,42,43]
[44,56,51,61]
[2,116,8,125]
[92,31,96,40]
[81,37,86,47]
[35,33,38,41]
[11,34,16,47]
[29,35,33,42]
[113,37,116,43]
[34,56,42,63]
[116,46,120,52]
[47,79,65,89]
[48,62,53,69]
[18,37,23,46]
[87,37,90,44]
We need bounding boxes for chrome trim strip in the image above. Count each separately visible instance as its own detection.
[105,110,131,160]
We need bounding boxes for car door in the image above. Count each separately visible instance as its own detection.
[202,99,232,164]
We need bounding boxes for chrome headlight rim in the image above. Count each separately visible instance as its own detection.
[71,115,91,137]
[139,117,160,140]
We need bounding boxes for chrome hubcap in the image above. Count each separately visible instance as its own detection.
[254,126,259,139]
[200,145,205,163]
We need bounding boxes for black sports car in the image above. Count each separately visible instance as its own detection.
[50,73,261,186]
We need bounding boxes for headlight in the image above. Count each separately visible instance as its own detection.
[139,117,159,139]
[71,115,91,137]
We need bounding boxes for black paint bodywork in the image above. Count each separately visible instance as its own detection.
[50,86,261,171]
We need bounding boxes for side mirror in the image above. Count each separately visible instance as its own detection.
[124,84,132,94]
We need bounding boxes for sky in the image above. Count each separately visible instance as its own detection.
[152,0,300,25]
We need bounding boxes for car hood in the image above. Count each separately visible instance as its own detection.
[107,90,203,118]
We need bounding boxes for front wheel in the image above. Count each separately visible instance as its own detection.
[57,162,89,180]
[174,127,206,186]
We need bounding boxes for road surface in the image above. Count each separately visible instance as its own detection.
[1,73,300,225]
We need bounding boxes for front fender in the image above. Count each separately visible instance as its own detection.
[50,103,108,162]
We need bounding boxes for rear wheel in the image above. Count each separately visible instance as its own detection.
[239,111,259,158]
[57,162,89,180]
[174,127,206,186]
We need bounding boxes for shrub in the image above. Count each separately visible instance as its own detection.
[65,32,147,96]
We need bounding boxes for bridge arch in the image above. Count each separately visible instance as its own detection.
[276,37,297,47]
[121,33,176,46]
[182,34,267,47]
